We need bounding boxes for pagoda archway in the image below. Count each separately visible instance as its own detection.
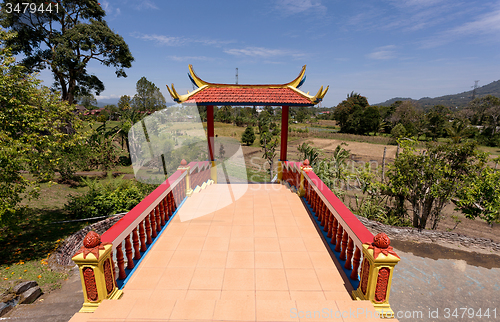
[167,65,328,182]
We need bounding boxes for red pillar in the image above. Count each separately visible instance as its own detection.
[207,105,215,161]
[280,106,289,161]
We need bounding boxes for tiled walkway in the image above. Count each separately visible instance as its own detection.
[69,184,384,321]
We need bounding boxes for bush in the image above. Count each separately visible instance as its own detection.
[241,126,256,146]
[65,176,156,219]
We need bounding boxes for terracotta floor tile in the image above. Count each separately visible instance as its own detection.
[150,289,187,300]
[256,290,291,300]
[273,207,292,216]
[232,216,254,226]
[254,225,278,238]
[315,268,346,291]
[290,291,326,301]
[231,225,254,238]
[295,300,340,321]
[140,250,173,268]
[197,250,228,268]
[152,235,182,251]
[285,269,322,291]
[226,251,255,268]
[170,299,216,320]
[255,268,288,291]
[229,237,254,251]
[185,289,221,300]
[157,267,195,289]
[254,237,281,252]
[207,225,232,238]
[90,298,136,319]
[274,216,297,226]
[177,236,206,250]
[299,227,321,238]
[163,224,189,236]
[276,225,301,238]
[334,300,384,321]
[189,267,225,290]
[222,268,255,291]
[254,216,276,226]
[255,252,284,269]
[282,252,314,269]
[220,290,255,300]
[127,297,176,320]
[125,267,164,290]
[120,289,152,300]
[254,207,273,216]
[302,237,328,252]
[203,236,230,251]
[324,291,353,301]
[256,300,298,322]
[279,238,307,252]
[213,299,256,321]
[67,313,90,322]
[183,224,210,236]
[308,252,336,269]
[168,249,201,267]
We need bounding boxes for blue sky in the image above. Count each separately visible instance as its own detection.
[37,0,500,106]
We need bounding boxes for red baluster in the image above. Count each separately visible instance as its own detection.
[327,210,333,237]
[340,230,349,261]
[116,243,126,280]
[159,201,166,226]
[145,214,153,244]
[150,211,157,238]
[155,206,161,232]
[163,197,169,220]
[139,221,147,251]
[125,234,134,270]
[331,218,338,245]
[350,247,362,280]
[344,238,354,269]
[335,225,343,252]
[132,227,141,260]
[320,203,327,228]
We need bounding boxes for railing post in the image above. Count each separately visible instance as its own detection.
[211,160,217,184]
[177,159,193,197]
[352,233,401,319]
[299,160,312,197]
[72,231,122,313]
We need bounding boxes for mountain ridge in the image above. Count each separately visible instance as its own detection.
[374,79,500,108]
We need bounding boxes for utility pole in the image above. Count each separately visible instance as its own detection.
[471,80,479,100]
[236,68,238,85]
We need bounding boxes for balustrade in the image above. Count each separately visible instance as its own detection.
[282,160,401,319]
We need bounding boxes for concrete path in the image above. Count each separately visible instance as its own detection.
[390,246,500,322]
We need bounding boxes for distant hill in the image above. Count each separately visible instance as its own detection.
[96,98,176,108]
[374,80,500,109]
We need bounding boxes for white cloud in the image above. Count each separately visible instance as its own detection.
[224,46,304,58]
[138,0,159,10]
[275,0,326,15]
[99,1,121,18]
[130,32,186,46]
[421,7,500,47]
[168,56,213,62]
[366,45,397,60]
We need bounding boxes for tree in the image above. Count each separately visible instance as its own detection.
[260,130,279,181]
[333,92,379,135]
[241,125,255,146]
[389,100,423,137]
[118,95,132,112]
[426,105,450,140]
[454,166,500,226]
[0,30,85,226]
[0,0,134,103]
[296,106,309,123]
[132,77,166,112]
[384,139,485,230]
[77,93,98,109]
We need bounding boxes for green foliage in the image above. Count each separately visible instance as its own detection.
[0,1,134,102]
[260,125,279,181]
[241,125,256,146]
[76,94,98,109]
[132,77,166,112]
[0,30,86,227]
[65,176,156,219]
[297,142,322,166]
[453,167,500,225]
[390,123,407,140]
[333,92,380,135]
[313,143,351,190]
[383,139,486,229]
[426,105,450,140]
[118,95,132,111]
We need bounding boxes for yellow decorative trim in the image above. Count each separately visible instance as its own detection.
[277,161,283,183]
[167,65,328,105]
[211,161,217,184]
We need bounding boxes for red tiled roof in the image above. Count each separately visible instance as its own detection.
[185,87,314,106]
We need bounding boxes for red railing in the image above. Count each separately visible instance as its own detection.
[101,161,211,285]
[282,161,373,281]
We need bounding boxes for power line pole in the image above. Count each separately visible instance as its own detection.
[236,68,238,85]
